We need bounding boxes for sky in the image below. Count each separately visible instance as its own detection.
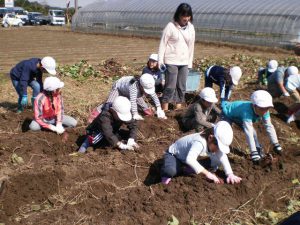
[28,0,98,8]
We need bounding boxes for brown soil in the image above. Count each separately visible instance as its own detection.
[0,26,300,225]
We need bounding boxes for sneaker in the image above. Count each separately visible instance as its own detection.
[78,146,87,154]
[287,114,295,124]
[251,151,261,163]
[256,147,265,158]
[161,177,171,185]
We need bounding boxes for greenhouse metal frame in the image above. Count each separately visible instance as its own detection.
[72,0,300,48]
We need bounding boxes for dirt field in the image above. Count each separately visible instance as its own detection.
[0,26,300,225]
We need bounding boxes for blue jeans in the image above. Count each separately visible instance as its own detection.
[11,79,41,98]
[160,152,183,178]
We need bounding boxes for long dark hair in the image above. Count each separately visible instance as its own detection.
[45,90,55,110]
[173,3,193,23]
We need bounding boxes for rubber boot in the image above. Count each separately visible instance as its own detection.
[31,97,36,110]
[17,97,23,113]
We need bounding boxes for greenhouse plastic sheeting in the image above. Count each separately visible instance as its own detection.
[72,0,300,48]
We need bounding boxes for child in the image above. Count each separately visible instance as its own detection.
[285,72,300,123]
[29,77,77,134]
[221,90,282,162]
[104,73,166,120]
[161,121,242,185]
[10,56,57,112]
[205,65,242,102]
[181,87,221,132]
[258,59,278,85]
[267,66,298,98]
[78,96,139,153]
[142,53,165,94]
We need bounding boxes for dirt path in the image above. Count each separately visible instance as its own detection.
[0,26,293,73]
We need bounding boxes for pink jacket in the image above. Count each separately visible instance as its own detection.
[158,21,195,68]
[34,92,64,129]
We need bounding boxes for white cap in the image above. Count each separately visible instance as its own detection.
[251,90,273,108]
[44,76,64,91]
[140,73,155,95]
[41,56,57,75]
[287,66,298,76]
[229,66,242,85]
[199,87,218,103]
[214,121,233,154]
[111,96,132,122]
[149,53,158,61]
[267,60,278,73]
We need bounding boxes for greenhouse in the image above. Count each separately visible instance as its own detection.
[72,0,300,48]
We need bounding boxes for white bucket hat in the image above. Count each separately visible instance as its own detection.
[287,66,299,76]
[199,87,218,103]
[41,56,57,75]
[149,53,158,61]
[44,76,64,91]
[267,60,278,73]
[229,66,242,85]
[214,121,233,154]
[251,90,273,108]
[140,73,155,95]
[111,96,132,122]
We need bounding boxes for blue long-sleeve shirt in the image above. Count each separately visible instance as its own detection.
[10,58,43,96]
[205,65,234,101]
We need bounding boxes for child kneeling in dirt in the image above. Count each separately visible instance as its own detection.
[205,65,242,102]
[78,96,139,153]
[161,121,242,185]
[181,87,221,132]
[29,77,77,134]
[142,53,165,95]
[221,90,282,163]
[89,73,166,122]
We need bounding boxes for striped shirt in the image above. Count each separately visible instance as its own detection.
[109,76,161,114]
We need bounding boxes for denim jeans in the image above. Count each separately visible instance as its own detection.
[11,79,41,98]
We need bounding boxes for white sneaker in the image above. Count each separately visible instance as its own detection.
[287,114,295,124]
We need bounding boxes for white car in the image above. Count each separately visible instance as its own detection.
[2,13,25,27]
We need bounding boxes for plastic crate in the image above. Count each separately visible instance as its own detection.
[186,70,201,92]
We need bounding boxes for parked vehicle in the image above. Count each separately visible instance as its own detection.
[2,13,25,27]
[28,12,50,25]
[6,7,29,24]
[0,7,7,18]
[49,9,65,25]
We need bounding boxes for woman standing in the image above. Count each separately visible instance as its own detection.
[158,3,195,111]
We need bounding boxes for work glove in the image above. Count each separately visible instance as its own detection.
[21,95,28,107]
[226,174,242,184]
[156,107,167,119]
[117,142,134,151]
[49,124,58,133]
[273,143,282,155]
[127,138,139,149]
[205,172,222,184]
[56,123,65,135]
[143,108,154,116]
[283,92,290,97]
[133,113,144,121]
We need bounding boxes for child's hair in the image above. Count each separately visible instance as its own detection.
[202,128,218,145]
[173,3,193,23]
[201,127,214,140]
[44,91,55,110]
[223,68,232,85]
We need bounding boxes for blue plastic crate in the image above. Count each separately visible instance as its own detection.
[186,70,201,92]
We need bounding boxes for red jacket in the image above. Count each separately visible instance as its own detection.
[34,92,64,129]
